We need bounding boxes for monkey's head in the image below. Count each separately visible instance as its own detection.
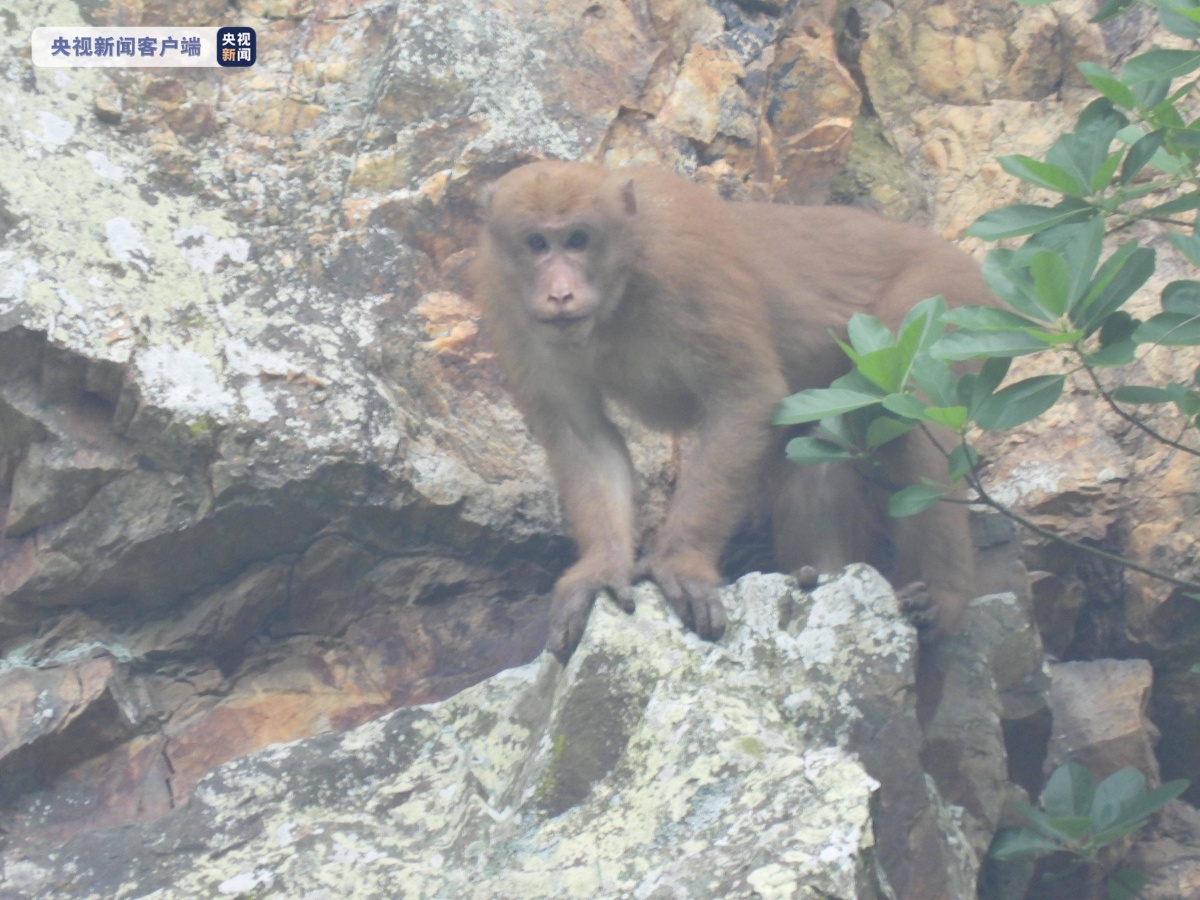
[479,161,638,347]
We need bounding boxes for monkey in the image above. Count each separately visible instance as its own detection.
[473,160,992,661]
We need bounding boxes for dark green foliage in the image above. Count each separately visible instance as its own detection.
[778,0,1200,519]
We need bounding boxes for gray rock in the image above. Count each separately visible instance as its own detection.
[1,570,979,900]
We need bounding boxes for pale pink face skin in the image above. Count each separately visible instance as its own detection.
[519,224,602,345]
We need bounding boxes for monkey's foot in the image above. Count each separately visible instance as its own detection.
[634,552,727,641]
[897,580,938,634]
[546,564,635,663]
[791,565,820,588]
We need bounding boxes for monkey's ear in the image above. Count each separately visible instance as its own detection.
[620,178,637,216]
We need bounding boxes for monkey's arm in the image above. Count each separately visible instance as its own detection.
[530,391,638,662]
[637,387,784,640]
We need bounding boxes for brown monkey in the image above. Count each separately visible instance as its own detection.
[474,161,991,661]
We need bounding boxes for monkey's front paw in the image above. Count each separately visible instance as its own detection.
[546,564,635,663]
[634,553,727,641]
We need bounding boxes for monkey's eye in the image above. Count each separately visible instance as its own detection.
[526,233,550,254]
[564,230,589,251]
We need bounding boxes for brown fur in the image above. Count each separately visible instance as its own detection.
[474,161,991,660]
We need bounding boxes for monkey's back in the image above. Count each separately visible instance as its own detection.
[722,201,993,391]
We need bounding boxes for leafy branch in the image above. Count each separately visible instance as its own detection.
[776,0,1200,597]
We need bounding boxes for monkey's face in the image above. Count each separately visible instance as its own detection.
[480,162,635,348]
[517,224,607,345]
[485,214,632,347]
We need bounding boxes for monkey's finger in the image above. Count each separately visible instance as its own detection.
[547,586,598,662]
[608,584,636,614]
[547,625,572,664]
[689,586,727,641]
[548,609,588,664]
[654,571,690,626]
[702,593,728,640]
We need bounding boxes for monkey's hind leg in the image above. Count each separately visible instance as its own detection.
[771,459,886,586]
[879,429,975,638]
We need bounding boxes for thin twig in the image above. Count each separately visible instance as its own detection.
[964,469,1200,593]
[1082,363,1200,457]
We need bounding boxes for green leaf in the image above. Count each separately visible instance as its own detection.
[830,368,882,394]
[774,388,883,425]
[1170,383,1200,416]
[815,415,857,449]
[998,154,1087,196]
[1045,815,1094,840]
[912,355,958,408]
[948,444,979,480]
[1135,311,1200,345]
[1112,385,1177,404]
[1029,216,1105,310]
[1135,77,1172,110]
[974,375,1065,430]
[1085,340,1137,367]
[785,436,858,464]
[1107,868,1148,900]
[1169,232,1200,266]
[981,250,1046,320]
[959,356,1012,412]
[1168,127,1200,151]
[1099,310,1139,346]
[1015,801,1076,842]
[1044,103,1124,193]
[1090,767,1147,834]
[1090,819,1152,847]
[921,405,970,429]
[881,393,927,419]
[1153,0,1200,26]
[1122,48,1200,84]
[1091,150,1124,192]
[847,313,896,353]
[1120,129,1166,183]
[1142,191,1200,218]
[988,827,1063,861]
[1120,778,1189,825]
[856,347,910,393]
[967,200,1096,240]
[941,306,1044,331]
[1032,328,1085,345]
[1090,0,1136,22]
[1076,245,1156,334]
[1156,0,1200,37]
[865,416,916,449]
[1163,280,1200,315]
[888,484,944,517]
[1043,761,1095,818]
[931,330,1049,360]
[979,355,1012,392]
[899,295,948,353]
[1031,250,1072,316]
[1151,96,1188,129]
[1078,61,1139,108]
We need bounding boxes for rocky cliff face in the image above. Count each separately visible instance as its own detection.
[1,0,1198,896]
[6,571,1043,900]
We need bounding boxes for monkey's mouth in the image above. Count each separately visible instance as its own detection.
[538,315,590,331]
[537,314,593,345]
